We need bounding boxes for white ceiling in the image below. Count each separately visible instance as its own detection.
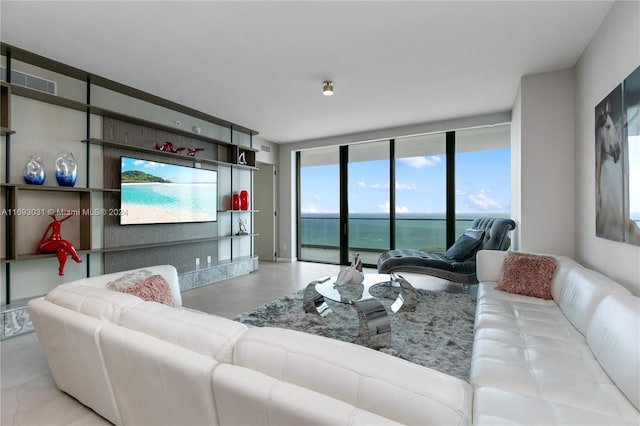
[1,1,612,144]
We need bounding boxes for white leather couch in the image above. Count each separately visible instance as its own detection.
[472,250,640,425]
[28,265,472,426]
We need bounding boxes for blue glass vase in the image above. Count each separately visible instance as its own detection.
[55,152,77,187]
[23,156,45,185]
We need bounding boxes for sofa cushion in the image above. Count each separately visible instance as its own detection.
[45,284,141,323]
[556,266,631,335]
[213,364,404,426]
[99,324,220,426]
[122,275,176,307]
[118,302,247,363]
[473,387,639,426]
[495,252,557,299]
[587,293,640,411]
[233,327,472,426]
[28,297,122,425]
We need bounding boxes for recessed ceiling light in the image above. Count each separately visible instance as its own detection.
[322,81,334,96]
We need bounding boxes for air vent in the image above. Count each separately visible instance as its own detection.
[260,144,271,153]
[1,67,57,95]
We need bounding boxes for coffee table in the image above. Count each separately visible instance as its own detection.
[303,273,417,349]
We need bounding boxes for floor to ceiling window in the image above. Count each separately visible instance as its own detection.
[394,133,447,251]
[297,124,511,266]
[298,147,340,263]
[455,125,512,236]
[348,141,390,265]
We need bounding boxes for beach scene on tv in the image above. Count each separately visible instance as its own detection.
[120,157,217,225]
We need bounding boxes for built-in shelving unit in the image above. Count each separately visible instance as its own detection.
[1,43,259,322]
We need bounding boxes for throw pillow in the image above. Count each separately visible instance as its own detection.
[442,229,485,261]
[495,252,557,300]
[122,275,176,307]
[106,269,154,292]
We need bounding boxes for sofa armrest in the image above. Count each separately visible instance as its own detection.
[476,250,508,282]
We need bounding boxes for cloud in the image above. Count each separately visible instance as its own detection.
[397,156,442,168]
[396,182,417,191]
[455,189,466,196]
[301,204,319,213]
[358,181,416,191]
[377,202,409,213]
[466,189,504,210]
[132,160,163,169]
[370,183,390,191]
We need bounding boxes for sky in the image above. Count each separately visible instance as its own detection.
[301,148,511,215]
[121,157,217,184]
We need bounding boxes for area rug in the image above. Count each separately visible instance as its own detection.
[235,285,477,381]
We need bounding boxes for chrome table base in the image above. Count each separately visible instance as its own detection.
[303,274,417,349]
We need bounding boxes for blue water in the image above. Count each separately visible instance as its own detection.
[121,183,217,217]
[300,213,509,251]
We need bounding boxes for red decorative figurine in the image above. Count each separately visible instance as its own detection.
[34,213,83,276]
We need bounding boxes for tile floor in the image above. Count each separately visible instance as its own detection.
[1,261,460,425]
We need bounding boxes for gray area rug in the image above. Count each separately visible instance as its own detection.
[235,285,476,381]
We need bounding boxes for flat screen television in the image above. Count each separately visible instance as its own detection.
[119,156,217,225]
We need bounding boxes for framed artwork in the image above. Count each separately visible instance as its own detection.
[595,65,640,245]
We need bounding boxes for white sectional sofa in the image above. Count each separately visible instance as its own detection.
[28,253,640,425]
[28,265,472,426]
[472,250,640,425]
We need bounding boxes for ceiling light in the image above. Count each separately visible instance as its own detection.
[322,81,334,96]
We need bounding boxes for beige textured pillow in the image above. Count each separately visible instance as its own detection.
[495,253,557,300]
[106,269,154,292]
[122,275,176,307]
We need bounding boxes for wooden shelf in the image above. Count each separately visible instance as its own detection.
[1,183,120,193]
[1,43,258,305]
[100,234,258,253]
[11,84,89,112]
[83,138,259,170]
[1,183,91,192]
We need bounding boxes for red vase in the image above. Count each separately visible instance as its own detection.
[232,193,240,210]
[240,190,249,210]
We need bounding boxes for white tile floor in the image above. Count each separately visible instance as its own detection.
[1,261,459,425]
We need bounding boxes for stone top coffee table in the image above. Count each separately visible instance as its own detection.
[303,273,417,349]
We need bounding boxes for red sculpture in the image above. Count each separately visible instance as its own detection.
[34,213,83,276]
[154,142,185,154]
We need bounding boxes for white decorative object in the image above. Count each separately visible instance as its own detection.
[335,253,364,285]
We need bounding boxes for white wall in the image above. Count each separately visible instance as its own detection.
[575,0,640,294]
[512,68,576,257]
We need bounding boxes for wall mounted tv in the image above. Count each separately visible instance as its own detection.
[120,156,217,225]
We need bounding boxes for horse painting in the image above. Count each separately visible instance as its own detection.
[595,92,625,242]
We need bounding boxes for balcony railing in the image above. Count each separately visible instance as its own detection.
[299,215,483,265]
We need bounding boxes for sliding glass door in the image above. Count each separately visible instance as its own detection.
[298,147,340,263]
[455,125,511,235]
[394,133,447,251]
[347,141,391,265]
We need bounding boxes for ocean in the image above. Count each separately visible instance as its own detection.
[121,183,217,221]
[300,213,509,251]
